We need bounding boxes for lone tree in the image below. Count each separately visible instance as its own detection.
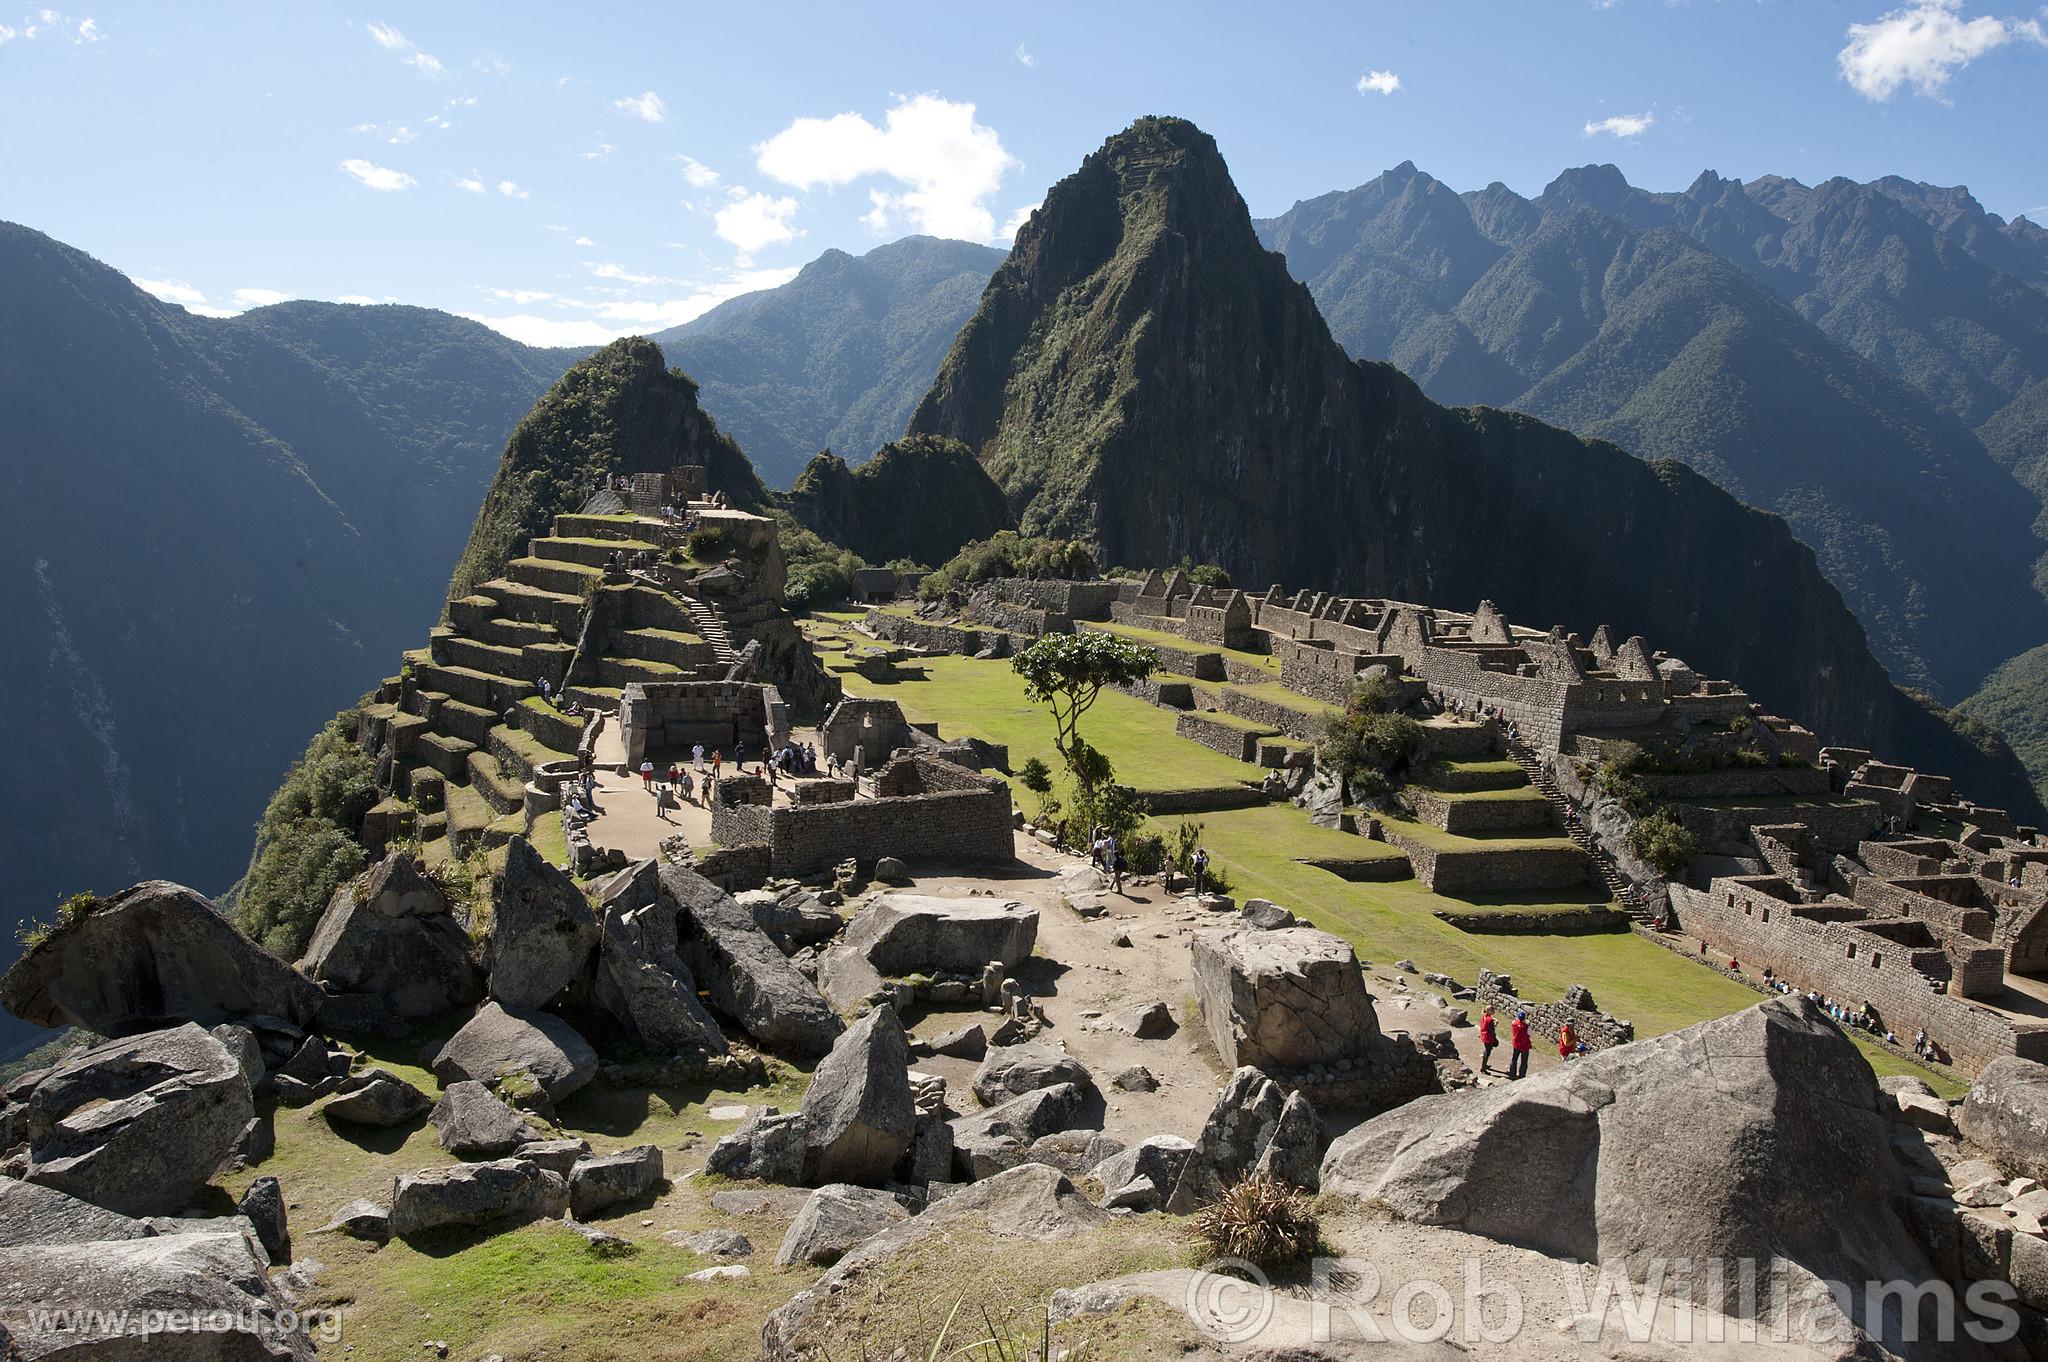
[1012,632,1156,795]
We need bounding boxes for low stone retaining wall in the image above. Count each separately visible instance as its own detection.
[1435,906,1628,935]
[1382,830,1589,894]
[864,612,1016,658]
[693,843,770,892]
[1473,971,1635,1051]
[710,767,1014,878]
[1405,788,1554,836]
[1175,711,1275,762]
[1222,656,1278,686]
[1644,766,1833,799]
[1669,796,1879,855]
[1265,1037,1440,1113]
[1140,785,1269,815]
[1219,687,1327,742]
[1294,854,1413,883]
[1120,677,1197,710]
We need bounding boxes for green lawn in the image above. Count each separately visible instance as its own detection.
[1220,680,1337,718]
[1085,619,1279,675]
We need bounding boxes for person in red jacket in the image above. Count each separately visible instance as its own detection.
[1478,1007,1498,1074]
[1557,1019,1578,1061]
[1508,1011,1533,1080]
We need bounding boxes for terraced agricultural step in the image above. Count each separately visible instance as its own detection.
[477,579,585,634]
[563,684,623,712]
[384,711,430,759]
[401,688,448,721]
[432,697,499,749]
[490,724,576,782]
[531,534,661,569]
[415,731,478,782]
[553,512,664,542]
[597,656,687,687]
[448,594,499,632]
[436,634,537,682]
[507,556,601,597]
[466,615,563,649]
[617,584,698,633]
[442,781,495,858]
[1406,787,1557,835]
[466,750,526,815]
[518,697,588,754]
[615,626,715,669]
[1421,759,1530,793]
[406,767,446,813]
[414,663,535,712]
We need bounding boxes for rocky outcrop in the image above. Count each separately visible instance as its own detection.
[1,880,323,1034]
[1319,997,1932,1305]
[320,1069,432,1128]
[299,852,484,1021]
[0,1229,318,1359]
[1164,1067,1320,1211]
[237,1174,290,1261]
[568,1145,664,1218]
[819,893,1039,1012]
[772,1183,914,1268]
[432,1001,598,1104]
[704,1108,808,1183]
[1190,926,1381,1071]
[1091,1136,1195,1213]
[1958,1057,2048,1184]
[970,1044,1093,1106]
[740,885,844,952]
[484,838,600,1010]
[21,1023,254,1216]
[797,1006,916,1186]
[783,435,1013,568]
[432,1080,545,1158]
[0,1176,153,1246]
[388,1158,570,1239]
[659,865,842,1058]
[763,1164,1113,1357]
[949,1083,1089,1181]
[593,895,728,1056]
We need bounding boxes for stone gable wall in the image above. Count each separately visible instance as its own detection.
[709,780,1013,878]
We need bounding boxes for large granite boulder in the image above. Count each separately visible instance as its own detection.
[319,1069,431,1128]
[568,1144,664,1218]
[432,1080,545,1158]
[0,1176,153,1246]
[1319,997,1932,1304]
[819,893,1038,1011]
[797,1006,916,1186]
[1958,1056,2048,1183]
[763,1164,1112,1356]
[432,1001,597,1103]
[483,837,600,1009]
[950,1083,1088,1181]
[660,865,842,1058]
[970,1044,1093,1106]
[1163,1067,1308,1212]
[1090,1136,1195,1212]
[1190,926,1380,1072]
[705,1108,808,1183]
[773,1184,914,1267]
[298,852,484,1021]
[23,1023,254,1216]
[592,896,728,1056]
[741,885,845,951]
[388,1158,570,1239]
[0,1230,318,1359]
[0,880,324,1033]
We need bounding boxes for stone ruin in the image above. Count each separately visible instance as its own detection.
[1472,970,1635,1053]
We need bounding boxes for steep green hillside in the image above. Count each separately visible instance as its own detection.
[654,237,1003,488]
[445,337,765,604]
[783,434,1011,568]
[1257,164,2048,700]
[0,222,576,1054]
[911,118,2042,819]
[1959,644,2048,807]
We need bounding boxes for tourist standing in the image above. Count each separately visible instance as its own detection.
[679,768,695,805]
[1191,847,1210,897]
[1104,838,1124,894]
[710,749,722,783]
[666,761,681,791]
[1508,1011,1532,1080]
[693,743,706,770]
[1478,1007,1498,1074]
[655,782,675,823]
[1557,1020,1578,1061]
[639,759,655,792]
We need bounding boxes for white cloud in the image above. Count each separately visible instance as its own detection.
[458,313,621,346]
[1582,111,1655,138]
[588,261,665,284]
[8,10,99,43]
[475,53,511,77]
[677,155,720,188]
[0,25,14,43]
[489,288,554,303]
[336,294,378,305]
[614,90,667,122]
[133,276,205,306]
[463,265,802,346]
[1356,69,1401,95]
[714,190,801,252]
[231,287,288,308]
[582,142,616,161]
[497,179,529,199]
[454,175,485,193]
[754,94,1017,242]
[365,21,441,74]
[1838,0,2044,100]
[574,235,595,246]
[998,202,1040,242]
[75,15,97,41]
[1015,43,1034,67]
[340,158,417,191]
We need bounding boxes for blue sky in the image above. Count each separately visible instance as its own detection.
[3,0,2044,346]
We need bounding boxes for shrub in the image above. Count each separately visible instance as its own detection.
[1015,756,1056,821]
[1594,746,1652,817]
[918,531,1096,600]
[15,890,104,950]
[1186,563,1232,589]
[686,524,733,562]
[234,706,379,958]
[1629,809,1701,879]
[1192,1172,1321,1269]
[1318,709,1422,784]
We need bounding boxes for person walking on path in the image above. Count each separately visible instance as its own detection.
[639,759,655,792]
[655,782,675,823]
[710,749,723,787]
[679,768,696,805]
[1478,1007,1498,1074]
[665,762,681,791]
[693,743,706,770]
[1557,1020,1578,1061]
[1191,847,1210,897]
[1104,838,1124,894]
[1508,1011,1533,1080]
[1089,826,1106,869]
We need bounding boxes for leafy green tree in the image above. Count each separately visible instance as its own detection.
[1012,633,1156,795]
[1015,756,1056,821]
[919,532,1097,599]
[1186,564,1232,589]
[234,707,379,958]
[1629,809,1702,879]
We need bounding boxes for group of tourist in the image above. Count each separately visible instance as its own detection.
[1476,1006,1582,1078]
[563,765,604,825]
[534,678,584,717]
[1087,827,1126,893]
[637,758,706,823]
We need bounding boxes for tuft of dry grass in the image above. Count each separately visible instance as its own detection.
[1191,1173,1320,1269]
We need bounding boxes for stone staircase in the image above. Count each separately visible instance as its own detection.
[684,596,737,664]
[1505,738,1653,921]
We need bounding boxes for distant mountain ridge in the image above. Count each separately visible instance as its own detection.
[910,117,2042,819]
[1255,162,2048,703]
[654,236,1005,489]
[0,221,579,1051]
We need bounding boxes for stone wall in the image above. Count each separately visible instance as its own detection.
[986,578,1124,620]
[863,612,1016,658]
[1078,623,1223,680]
[1405,789,1555,836]
[1669,796,1880,855]
[1219,687,1327,742]
[1380,830,1589,894]
[1849,876,1994,943]
[1473,971,1636,1052]
[620,680,785,769]
[709,759,1013,877]
[1174,712,1274,763]
[1668,878,2048,1075]
[1642,766,1835,800]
